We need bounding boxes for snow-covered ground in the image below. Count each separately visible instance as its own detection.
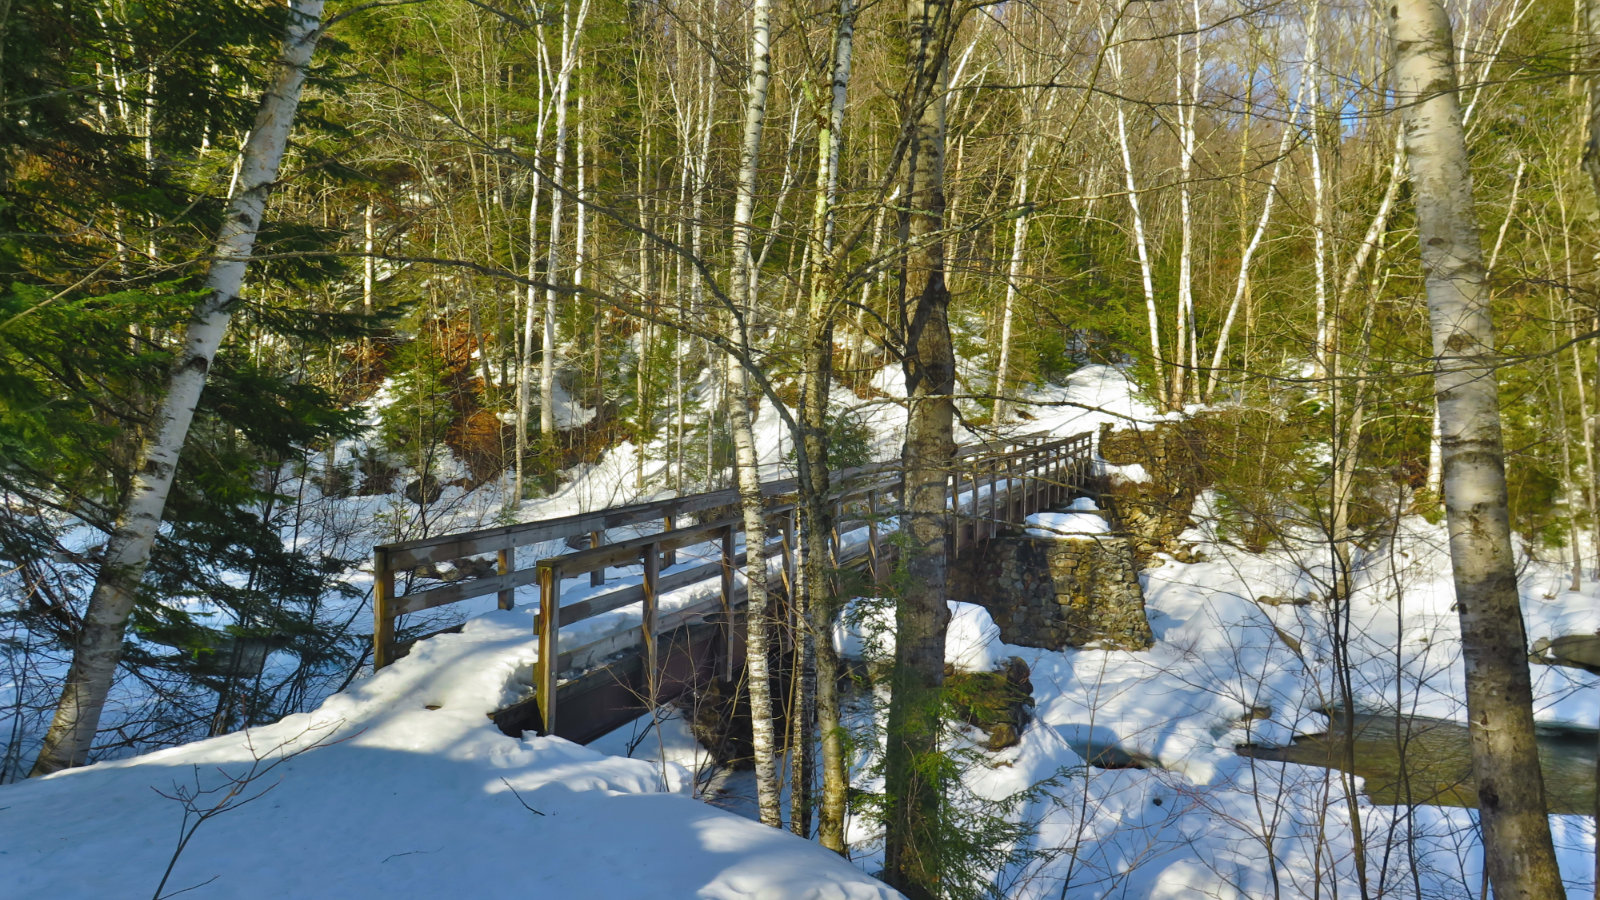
[1,605,900,899]
[5,364,1599,898]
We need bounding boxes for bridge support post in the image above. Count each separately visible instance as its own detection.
[719,525,736,681]
[496,546,514,610]
[374,546,395,670]
[867,490,883,583]
[642,543,660,708]
[537,563,562,735]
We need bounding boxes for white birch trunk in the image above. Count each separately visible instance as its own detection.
[1390,1,1567,894]
[540,0,591,439]
[31,0,326,776]
[1204,78,1303,402]
[363,199,375,317]
[992,142,1032,424]
[1171,1,1199,406]
[1106,38,1166,409]
[725,0,781,830]
[1307,0,1332,385]
[514,43,552,504]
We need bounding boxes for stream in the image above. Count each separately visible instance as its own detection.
[1237,711,1597,814]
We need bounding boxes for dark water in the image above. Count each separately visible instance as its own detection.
[1237,711,1597,814]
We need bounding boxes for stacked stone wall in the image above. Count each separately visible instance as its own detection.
[949,532,1152,652]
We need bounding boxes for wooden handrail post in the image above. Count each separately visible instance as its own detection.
[829,497,843,570]
[1052,444,1062,505]
[642,542,660,708]
[950,468,962,555]
[662,513,677,567]
[1006,452,1019,523]
[1049,441,1062,506]
[589,530,604,587]
[979,451,992,534]
[779,510,796,600]
[496,545,515,610]
[373,546,396,670]
[719,524,736,681]
[1030,447,1041,516]
[867,489,882,583]
[537,562,562,735]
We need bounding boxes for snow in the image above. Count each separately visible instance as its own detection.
[8,362,1600,899]
[1024,510,1110,538]
[3,607,901,899]
[833,600,1004,674]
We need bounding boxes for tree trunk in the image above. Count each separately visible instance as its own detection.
[798,0,855,851]
[1581,0,1600,203]
[1307,0,1332,387]
[1388,2,1567,896]
[884,0,955,889]
[1105,33,1166,410]
[1204,77,1303,402]
[515,45,552,505]
[1171,0,1200,407]
[726,0,781,831]
[992,136,1033,425]
[540,0,591,440]
[31,0,326,776]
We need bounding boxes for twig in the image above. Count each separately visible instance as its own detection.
[499,777,546,815]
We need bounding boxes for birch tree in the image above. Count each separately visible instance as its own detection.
[31,0,326,776]
[1103,17,1168,410]
[515,30,553,503]
[1203,72,1303,402]
[1387,1,1566,895]
[724,0,783,830]
[1306,0,1333,385]
[539,0,592,438]
[1170,0,1201,406]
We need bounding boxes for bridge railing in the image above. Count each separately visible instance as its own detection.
[373,429,1095,733]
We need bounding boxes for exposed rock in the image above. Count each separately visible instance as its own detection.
[404,474,443,506]
[1097,421,1208,564]
[946,657,1035,750]
[949,531,1153,652]
[355,450,397,496]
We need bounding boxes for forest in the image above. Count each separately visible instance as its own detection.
[2,0,1598,897]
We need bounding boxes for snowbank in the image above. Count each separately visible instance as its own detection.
[833,600,1004,675]
[4,609,901,899]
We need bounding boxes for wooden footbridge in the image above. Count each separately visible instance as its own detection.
[372,430,1096,743]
